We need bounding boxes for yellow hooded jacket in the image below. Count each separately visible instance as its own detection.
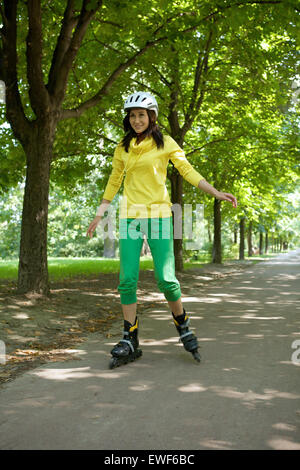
[102,135,204,219]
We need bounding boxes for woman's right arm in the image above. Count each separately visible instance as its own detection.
[86,199,111,238]
[86,145,124,238]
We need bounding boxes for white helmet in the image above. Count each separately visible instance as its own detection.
[124,91,158,117]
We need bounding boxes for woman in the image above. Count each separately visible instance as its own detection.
[87,91,237,368]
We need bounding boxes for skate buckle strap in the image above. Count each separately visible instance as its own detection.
[179,319,193,341]
[119,339,135,353]
[180,331,194,340]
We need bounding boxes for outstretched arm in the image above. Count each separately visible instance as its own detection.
[86,144,124,239]
[167,138,237,208]
[86,198,111,238]
[198,179,237,208]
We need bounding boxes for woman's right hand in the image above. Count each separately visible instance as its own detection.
[86,216,102,239]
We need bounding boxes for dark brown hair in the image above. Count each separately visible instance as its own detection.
[121,109,164,152]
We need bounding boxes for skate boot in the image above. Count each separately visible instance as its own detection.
[172,309,201,363]
[109,317,142,369]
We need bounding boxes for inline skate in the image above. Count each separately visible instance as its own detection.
[173,309,201,363]
[109,317,142,369]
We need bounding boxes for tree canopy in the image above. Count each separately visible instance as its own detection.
[0,0,299,294]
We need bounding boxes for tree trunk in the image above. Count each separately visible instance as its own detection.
[233,226,237,244]
[141,236,150,256]
[239,217,245,260]
[166,33,212,272]
[212,198,222,263]
[247,220,253,257]
[207,222,212,243]
[259,231,264,255]
[103,237,116,258]
[17,121,55,296]
[265,230,269,253]
[170,171,184,272]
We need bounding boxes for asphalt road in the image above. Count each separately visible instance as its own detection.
[0,250,300,450]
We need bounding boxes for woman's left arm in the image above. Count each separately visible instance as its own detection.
[198,179,238,208]
[166,136,237,208]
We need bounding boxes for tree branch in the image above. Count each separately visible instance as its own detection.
[2,0,30,145]
[0,6,6,82]
[0,4,8,30]
[181,29,213,138]
[91,35,120,53]
[60,37,165,120]
[59,7,211,121]
[51,149,113,162]
[152,64,171,88]
[186,134,244,156]
[167,48,181,142]
[47,0,78,94]
[48,0,103,105]
[170,1,289,38]
[95,18,122,28]
[26,0,51,115]
[97,133,118,146]
[152,11,197,36]
[101,113,123,130]
[59,0,290,121]
[130,78,164,100]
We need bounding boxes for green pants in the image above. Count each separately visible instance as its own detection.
[118,218,181,305]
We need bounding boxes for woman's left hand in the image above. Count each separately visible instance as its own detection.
[216,191,238,208]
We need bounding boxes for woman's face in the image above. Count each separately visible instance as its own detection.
[129,108,149,134]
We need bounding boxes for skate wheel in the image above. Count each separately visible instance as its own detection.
[108,349,142,370]
[192,351,201,363]
[135,349,143,359]
[109,357,120,369]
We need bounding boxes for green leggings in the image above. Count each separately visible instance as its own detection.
[118,217,181,305]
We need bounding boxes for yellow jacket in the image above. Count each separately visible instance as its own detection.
[102,135,204,219]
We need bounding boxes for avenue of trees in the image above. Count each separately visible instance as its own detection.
[0,0,299,296]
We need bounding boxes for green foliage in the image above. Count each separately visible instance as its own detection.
[0,0,299,265]
[0,187,22,258]
[1,175,299,262]
[0,257,155,281]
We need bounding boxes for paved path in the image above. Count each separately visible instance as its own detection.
[0,250,300,450]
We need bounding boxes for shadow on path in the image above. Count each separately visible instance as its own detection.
[0,250,299,450]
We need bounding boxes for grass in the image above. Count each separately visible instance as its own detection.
[0,252,283,282]
[0,257,153,281]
